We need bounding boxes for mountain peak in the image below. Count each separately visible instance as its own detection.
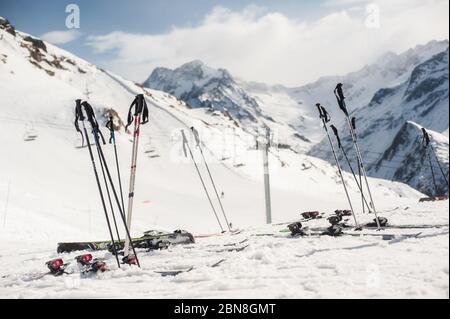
[180,59,206,69]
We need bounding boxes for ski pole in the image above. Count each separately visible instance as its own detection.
[351,118,366,215]
[330,125,372,212]
[182,130,225,232]
[74,100,121,268]
[191,126,232,231]
[123,94,149,258]
[334,84,381,230]
[316,104,360,228]
[106,116,126,215]
[96,143,122,241]
[430,148,449,190]
[81,101,141,267]
[422,128,449,193]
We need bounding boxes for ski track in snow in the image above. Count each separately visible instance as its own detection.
[0,201,448,299]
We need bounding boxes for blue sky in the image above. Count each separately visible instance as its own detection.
[1,0,327,63]
[1,0,448,85]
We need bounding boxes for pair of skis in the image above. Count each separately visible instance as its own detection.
[181,127,232,233]
[74,95,148,268]
[316,83,383,230]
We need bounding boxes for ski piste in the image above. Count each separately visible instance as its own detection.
[123,94,149,259]
[334,83,382,229]
[57,230,194,253]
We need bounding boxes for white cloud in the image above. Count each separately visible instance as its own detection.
[86,1,449,86]
[41,30,82,44]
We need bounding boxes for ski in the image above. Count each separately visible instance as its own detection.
[290,225,423,240]
[208,244,249,253]
[19,258,71,282]
[75,253,108,274]
[155,267,195,277]
[195,229,243,238]
[155,259,227,277]
[57,230,194,253]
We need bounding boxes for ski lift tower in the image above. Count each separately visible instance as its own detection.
[257,127,272,224]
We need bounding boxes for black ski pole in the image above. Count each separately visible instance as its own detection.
[334,83,381,230]
[191,126,232,231]
[330,124,371,212]
[422,128,449,192]
[181,129,225,232]
[96,144,122,241]
[106,116,126,215]
[422,128,440,196]
[74,100,121,268]
[81,101,141,268]
[316,103,360,228]
[351,117,366,215]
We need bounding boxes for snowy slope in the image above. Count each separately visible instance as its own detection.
[0,18,447,299]
[0,200,448,298]
[310,48,449,196]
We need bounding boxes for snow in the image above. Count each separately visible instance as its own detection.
[0,25,448,298]
[0,201,448,298]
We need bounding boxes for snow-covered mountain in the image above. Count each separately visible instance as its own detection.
[144,40,449,153]
[372,122,449,196]
[310,48,449,196]
[144,61,314,152]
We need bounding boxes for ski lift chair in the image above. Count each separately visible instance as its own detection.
[23,123,38,142]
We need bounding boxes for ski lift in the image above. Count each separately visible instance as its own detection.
[23,122,38,142]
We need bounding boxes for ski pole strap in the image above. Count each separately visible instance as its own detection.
[422,128,430,147]
[125,94,149,131]
[330,125,342,148]
[74,99,85,146]
[80,101,106,145]
[105,116,114,144]
[334,83,349,116]
[191,126,200,147]
[316,103,330,123]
